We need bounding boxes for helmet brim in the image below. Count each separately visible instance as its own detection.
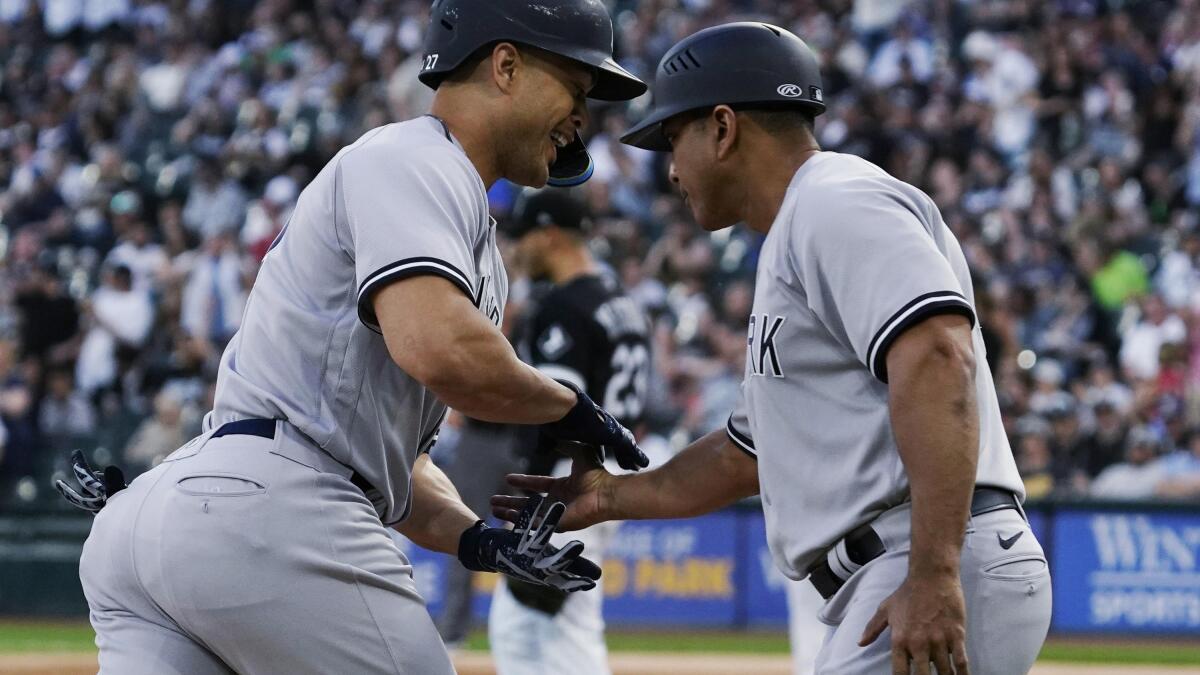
[619,101,699,151]
[587,58,647,102]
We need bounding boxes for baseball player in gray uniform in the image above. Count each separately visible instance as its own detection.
[496,23,1052,675]
[54,1,649,673]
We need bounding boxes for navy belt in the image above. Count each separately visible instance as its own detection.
[212,418,376,496]
[808,487,1021,600]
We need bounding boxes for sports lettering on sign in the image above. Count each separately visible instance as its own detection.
[1053,510,1200,633]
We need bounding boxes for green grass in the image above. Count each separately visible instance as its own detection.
[1039,641,1200,666]
[466,630,793,655]
[0,621,96,653]
[2,621,1199,666]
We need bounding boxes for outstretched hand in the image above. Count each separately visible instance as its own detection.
[491,455,617,532]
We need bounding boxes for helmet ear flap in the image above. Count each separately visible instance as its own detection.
[547,133,594,187]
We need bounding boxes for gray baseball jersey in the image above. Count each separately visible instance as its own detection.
[725,151,1023,578]
[209,115,507,525]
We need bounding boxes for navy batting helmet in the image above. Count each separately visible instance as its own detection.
[419,0,648,187]
[621,22,825,151]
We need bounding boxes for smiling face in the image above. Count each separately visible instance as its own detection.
[662,109,743,232]
[498,47,594,188]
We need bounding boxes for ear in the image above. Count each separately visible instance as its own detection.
[491,42,521,94]
[711,105,738,160]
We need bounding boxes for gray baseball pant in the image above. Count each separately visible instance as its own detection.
[814,506,1052,674]
[79,422,455,675]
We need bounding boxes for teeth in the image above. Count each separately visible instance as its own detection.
[550,131,569,148]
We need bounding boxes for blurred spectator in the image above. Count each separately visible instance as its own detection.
[182,157,249,240]
[1044,393,1089,493]
[38,367,96,446]
[1091,427,1167,500]
[14,261,79,366]
[123,389,188,473]
[1155,428,1200,499]
[75,264,154,395]
[1120,294,1186,381]
[242,175,297,260]
[1081,399,1129,479]
[0,338,36,489]
[180,232,247,345]
[1015,417,1055,500]
[105,193,169,292]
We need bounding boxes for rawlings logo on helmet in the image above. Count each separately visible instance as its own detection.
[776,84,803,97]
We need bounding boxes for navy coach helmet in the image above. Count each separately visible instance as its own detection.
[419,0,648,187]
[621,22,825,151]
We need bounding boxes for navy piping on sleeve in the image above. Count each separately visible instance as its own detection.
[866,291,976,383]
[357,256,474,332]
[726,416,757,459]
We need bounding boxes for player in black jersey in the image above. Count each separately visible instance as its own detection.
[488,188,652,675]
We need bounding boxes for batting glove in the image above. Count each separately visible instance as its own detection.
[54,450,128,514]
[541,379,649,471]
[457,495,601,592]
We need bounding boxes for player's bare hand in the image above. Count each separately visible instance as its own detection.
[492,458,616,532]
[859,572,969,675]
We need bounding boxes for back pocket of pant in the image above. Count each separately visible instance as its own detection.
[176,474,267,497]
[981,554,1048,581]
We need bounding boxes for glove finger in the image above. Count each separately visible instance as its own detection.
[498,560,546,586]
[533,539,578,571]
[617,435,650,470]
[535,539,601,581]
[70,449,95,476]
[544,572,596,592]
[71,461,105,498]
[564,553,602,580]
[532,501,565,549]
[515,494,544,532]
[520,498,561,554]
[55,480,104,513]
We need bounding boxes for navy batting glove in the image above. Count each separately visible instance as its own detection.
[457,495,601,592]
[55,450,128,514]
[541,379,649,471]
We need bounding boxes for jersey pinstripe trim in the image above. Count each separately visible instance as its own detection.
[357,256,474,332]
[726,416,757,458]
[866,291,975,383]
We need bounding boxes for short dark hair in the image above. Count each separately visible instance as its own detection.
[734,104,815,136]
[439,42,499,85]
[678,104,815,137]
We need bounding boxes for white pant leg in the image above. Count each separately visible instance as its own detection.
[489,518,619,675]
[786,579,827,675]
[489,577,611,675]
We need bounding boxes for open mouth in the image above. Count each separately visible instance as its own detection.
[547,129,571,167]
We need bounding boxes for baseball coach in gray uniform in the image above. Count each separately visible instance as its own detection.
[55,1,650,673]
[497,22,1052,675]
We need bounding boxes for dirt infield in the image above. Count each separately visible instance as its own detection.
[2,652,1196,675]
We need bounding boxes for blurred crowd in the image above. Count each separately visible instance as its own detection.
[3,0,1200,509]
